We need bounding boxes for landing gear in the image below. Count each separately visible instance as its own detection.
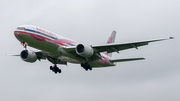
[50,64,61,74]
[81,63,92,71]
[21,42,28,50]
[81,58,92,71]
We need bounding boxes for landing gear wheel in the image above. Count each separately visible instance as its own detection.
[58,69,61,73]
[81,63,92,71]
[54,71,57,74]
[50,65,62,74]
[85,68,88,71]
[50,66,53,70]
[89,66,92,70]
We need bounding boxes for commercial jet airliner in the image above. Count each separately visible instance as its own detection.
[14,25,173,74]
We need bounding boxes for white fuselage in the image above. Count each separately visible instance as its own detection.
[14,25,115,67]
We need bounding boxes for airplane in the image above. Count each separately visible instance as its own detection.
[14,25,173,74]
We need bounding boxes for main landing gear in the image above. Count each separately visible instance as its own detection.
[50,64,61,74]
[81,62,92,71]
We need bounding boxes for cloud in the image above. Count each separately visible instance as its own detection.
[0,0,179,101]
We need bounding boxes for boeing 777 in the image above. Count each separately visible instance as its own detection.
[14,25,173,74]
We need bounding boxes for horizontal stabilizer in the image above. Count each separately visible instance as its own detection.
[110,58,145,63]
[6,54,20,56]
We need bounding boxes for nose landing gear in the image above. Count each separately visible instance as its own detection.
[21,42,28,50]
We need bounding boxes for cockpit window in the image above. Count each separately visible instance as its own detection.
[17,27,25,30]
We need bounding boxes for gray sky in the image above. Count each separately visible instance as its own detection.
[0,0,180,101]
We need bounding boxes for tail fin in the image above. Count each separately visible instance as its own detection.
[106,31,116,44]
[105,31,116,57]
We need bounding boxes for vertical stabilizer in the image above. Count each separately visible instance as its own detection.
[107,31,116,44]
[105,31,116,57]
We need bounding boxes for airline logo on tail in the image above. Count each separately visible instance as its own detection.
[105,31,116,57]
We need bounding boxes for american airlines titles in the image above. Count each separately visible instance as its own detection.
[36,27,57,38]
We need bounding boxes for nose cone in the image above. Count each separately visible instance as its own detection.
[14,30,19,36]
[14,29,20,39]
[14,28,24,42]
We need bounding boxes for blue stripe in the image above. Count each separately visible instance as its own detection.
[66,43,75,46]
[25,28,58,40]
[101,56,106,59]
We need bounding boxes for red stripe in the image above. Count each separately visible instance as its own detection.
[14,30,68,46]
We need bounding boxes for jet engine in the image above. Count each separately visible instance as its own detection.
[75,44,94,57]
[20,50,37,63]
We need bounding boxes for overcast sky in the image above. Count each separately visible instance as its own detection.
[0,0,180,101]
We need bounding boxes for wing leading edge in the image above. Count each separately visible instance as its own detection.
[92,37,174,53]
[64,37,174,57]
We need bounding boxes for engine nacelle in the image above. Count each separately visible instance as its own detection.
[76,44,94,57]
[20,50,37,63]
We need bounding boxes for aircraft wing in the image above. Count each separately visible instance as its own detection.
[35,51,47,60]
[92,37,174,53]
